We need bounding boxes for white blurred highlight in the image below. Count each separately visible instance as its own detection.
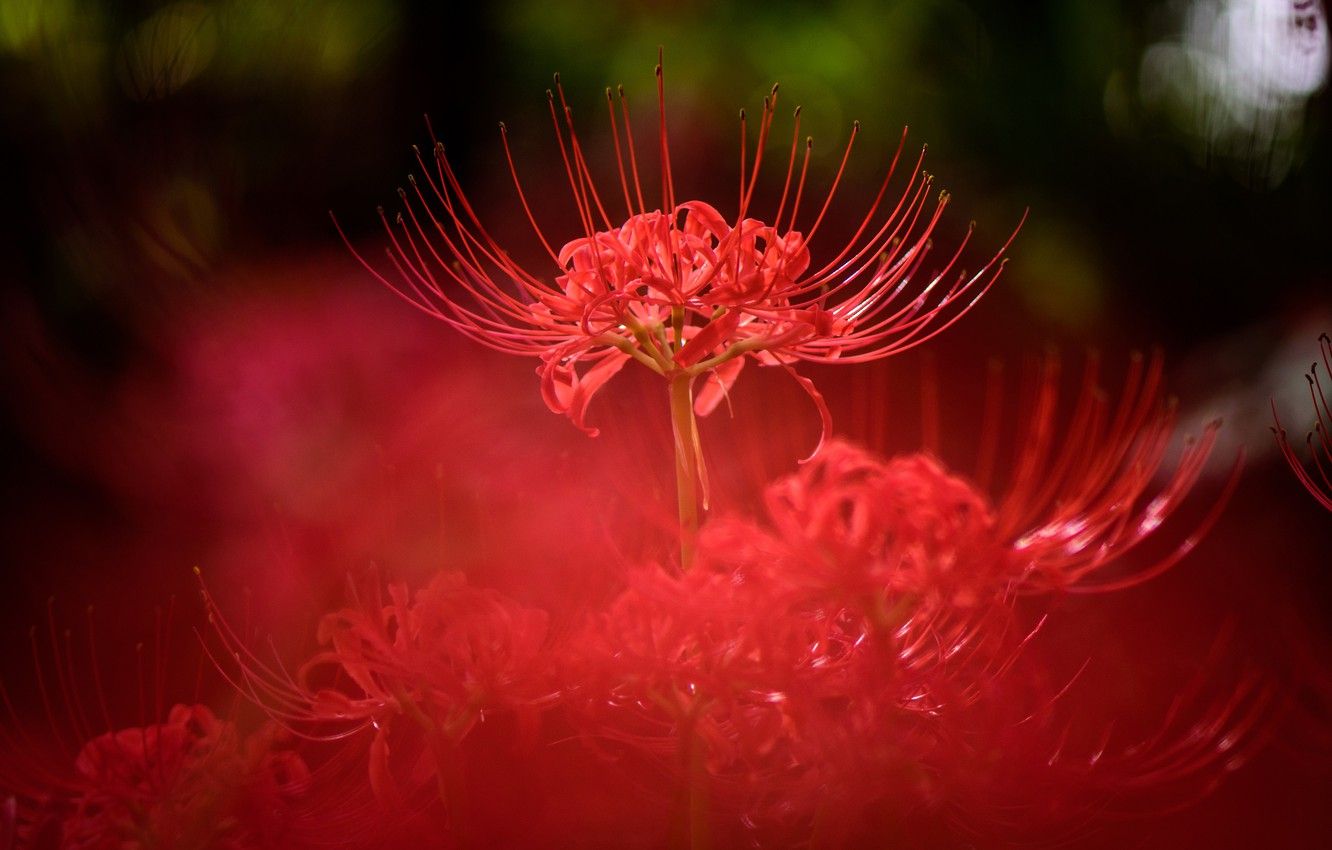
[1140,0,1328,186]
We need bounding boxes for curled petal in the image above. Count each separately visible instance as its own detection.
[538,347,631,437]
[695,356,746,417]
[780,363,832,464]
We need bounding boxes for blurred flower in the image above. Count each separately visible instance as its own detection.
[1272,332,1332,509]
[19,705,310,849]
[703,351,1238,605]
[202,568,557,811]
[0,616,311,849]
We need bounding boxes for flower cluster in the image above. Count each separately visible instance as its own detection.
[194,352,1260,847]
[3,57,1295,850]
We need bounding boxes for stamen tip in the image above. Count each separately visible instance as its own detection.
[793,105,802,117]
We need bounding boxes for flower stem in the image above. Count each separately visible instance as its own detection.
[687,724,710,850]
[672,717,710,850]
[669,373,701,570]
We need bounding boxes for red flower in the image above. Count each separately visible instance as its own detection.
[568,567,803,766]
[339,54,1019,445]
[202,569,556,806]
[702,357,1235,610]
[566,564,860,837]
[1272,332,1332,510]
[5,704,310,850]
[992,350,1239,593]
[0,608,312,849]
[705,440,1005,608]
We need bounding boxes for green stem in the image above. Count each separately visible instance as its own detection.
[669,373,701,570]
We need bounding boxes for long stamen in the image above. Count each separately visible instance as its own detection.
[773,106,803,228]
[547,87,598,238]
[804,120,860,244]
[742,84,779,213]
[787,136,814,233]
[618,85,648,214]
[554,74,614,229]
[606,87,636,219]
[738,107,747,219]
[497,125,563,265]
[655,48,676,214]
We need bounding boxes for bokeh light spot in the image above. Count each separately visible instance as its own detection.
[0,0,74,54]
[118,2,218,101]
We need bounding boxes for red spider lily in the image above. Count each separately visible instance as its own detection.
[18,705,310,850]
[1272,332,1332,510]
[338,55,1019,443]
[568,566,822,751]
[687,472,1043,835]
[199,569,558,812]
[990,351,1241,593]
[566,551,1035,842]
[0,610,310,849]
[700,354,1238,607]
[703,440,1007,610]
[336,52,1023,570]
[566,564,867,842]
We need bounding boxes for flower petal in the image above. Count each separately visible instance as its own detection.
[539,347,631,437]
[695,356,746,418]
[780,363,832,464]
